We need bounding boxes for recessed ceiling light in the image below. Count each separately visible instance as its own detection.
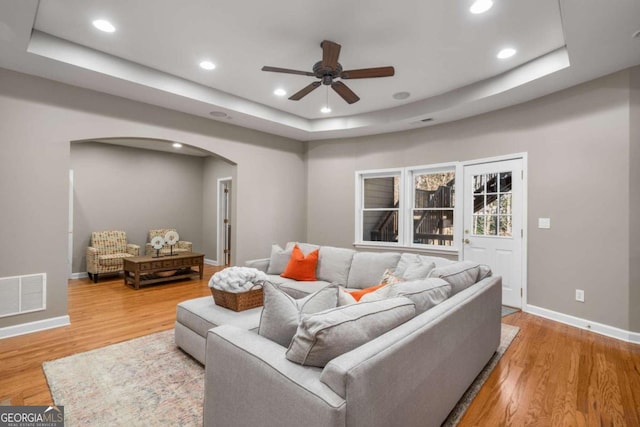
[209,111,227,118]
[320,106,332,114]
[393,91,410,100]
[470,0,493,14]
[274,88,287,97]
[199,61,216,70]
[497,48,516,59]
[172,142,183,149]
[92,19,115,33]
[633,30,640,39]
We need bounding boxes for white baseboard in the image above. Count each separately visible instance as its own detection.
[525,304,640,344]
[204,258,219,266]
[0,315,70,339]
[70,272,88,279]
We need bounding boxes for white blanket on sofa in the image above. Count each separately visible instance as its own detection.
[209,266,268,293]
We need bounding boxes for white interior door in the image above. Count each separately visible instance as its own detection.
[463,159,524,308]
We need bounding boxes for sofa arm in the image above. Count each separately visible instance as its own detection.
[126,244,140,256]
[204,325,345,427]
[86,246,99,273]
[244,257,269,272]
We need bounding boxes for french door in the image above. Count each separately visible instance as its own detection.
[462,158,524,308]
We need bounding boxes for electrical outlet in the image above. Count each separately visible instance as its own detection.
[575,289,585,302]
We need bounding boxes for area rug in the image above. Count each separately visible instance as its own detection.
[501,305,520,317]
[44,324,519,427]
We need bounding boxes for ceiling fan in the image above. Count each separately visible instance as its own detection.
[261,40,395,105]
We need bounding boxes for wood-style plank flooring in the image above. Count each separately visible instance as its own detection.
[1,267,639,426]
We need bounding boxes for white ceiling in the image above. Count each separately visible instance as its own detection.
[0,0,639,141]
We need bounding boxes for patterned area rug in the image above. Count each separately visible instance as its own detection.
[44,325,519,427]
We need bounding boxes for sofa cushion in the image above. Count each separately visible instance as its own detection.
[277,279,332,299]
[317,246,355,285]
[428,261,492,295]
[266,244,292,275]
[394,253,438,279]
[281,245,319,281]
[285,241,321,255]
[258,281,338,347]
[176,296,261,338]
[347,252,401,289]
[286,297,416,367]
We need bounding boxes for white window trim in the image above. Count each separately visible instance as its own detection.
[354,162,462,254]
[405,162,461,252]
[354,168,405,247]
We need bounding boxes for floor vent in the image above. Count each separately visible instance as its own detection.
[0,273,46,318]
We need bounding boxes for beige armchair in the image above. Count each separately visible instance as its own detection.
[145,228,192,256]
[86,230,140,283]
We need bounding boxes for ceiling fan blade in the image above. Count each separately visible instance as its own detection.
[340,66,395,79]
[261,66,315,77]
[289,81,322,100]
[331,81,360,104]
[321,40,341,70]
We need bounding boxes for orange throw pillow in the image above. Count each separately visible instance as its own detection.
[346,283,387,302]
[281,245,319,281]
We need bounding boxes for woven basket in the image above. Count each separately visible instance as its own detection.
[210,284,264,312]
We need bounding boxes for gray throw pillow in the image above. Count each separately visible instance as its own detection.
[402,260,436,281]
[266,244,292,274]
[384,278,451,314]
[286,297,416,367]
[258,281,338,347]
[428,261,492,295]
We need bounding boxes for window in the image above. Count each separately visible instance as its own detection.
[410,168,456,247]
[356,163,459,251]
[357,171,403,244]
[472,171,512,236]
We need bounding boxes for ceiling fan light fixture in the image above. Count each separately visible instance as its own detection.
[199,60,216,70]
[470,0,493,14]
[273,88,287,97]
[497,47,516,59]
[92,19,115,33]
[172,142,183,149]
[320,106,332,114]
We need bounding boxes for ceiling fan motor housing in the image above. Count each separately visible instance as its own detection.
[313,60,342,85]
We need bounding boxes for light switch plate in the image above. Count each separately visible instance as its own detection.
[538,218,551,229]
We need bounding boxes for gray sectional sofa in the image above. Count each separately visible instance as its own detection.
[177,243,502,427]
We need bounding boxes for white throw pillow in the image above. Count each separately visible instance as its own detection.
[286,297,416,367]
[258,281,338,347]
[266,244,292,275]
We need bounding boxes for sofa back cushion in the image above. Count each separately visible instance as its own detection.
[347,252,401,289]
[91,230,127,254]
[428,261,492,295]
[317,246,356,285]
[286,297,416,367]
[258,281,338,347]
[381,278,452,314]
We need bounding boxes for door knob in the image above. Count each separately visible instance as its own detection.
[464,239,470,244]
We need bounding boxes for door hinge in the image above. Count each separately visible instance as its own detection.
[521,229,523,238]
[521,288,523,297]
[521,170,523,180]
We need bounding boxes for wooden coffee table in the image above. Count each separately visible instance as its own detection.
[123,252,204,290]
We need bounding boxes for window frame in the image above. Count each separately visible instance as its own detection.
[354,163,462,253]
[354,168,405,248]
[404,163,462,252]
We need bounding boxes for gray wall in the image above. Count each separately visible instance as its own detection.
[202,156,236,264]
[307,69,634,331]
[630,67,640,332]
[70,142,209,273]
[0,67,306,329]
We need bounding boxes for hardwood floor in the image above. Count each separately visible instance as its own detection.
[1,268,639,426]
[0,265,221,406]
